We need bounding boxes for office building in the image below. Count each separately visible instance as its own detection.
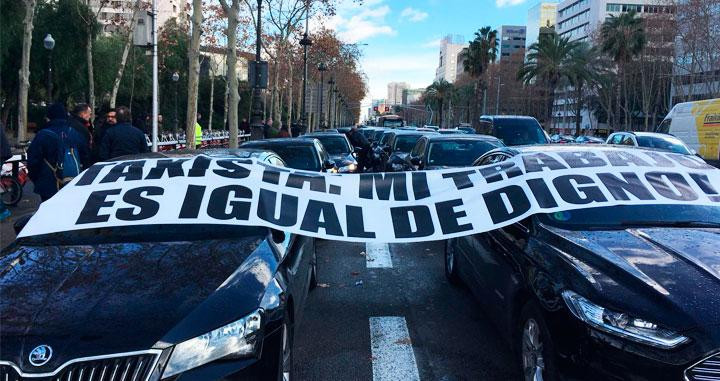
[435,35,467,83]
[387,82,410,105]
[527,2,558,48]
[500,26,527,60]
[90,0,184,34]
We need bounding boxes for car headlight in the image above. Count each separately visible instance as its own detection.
[162,309,263,378]
[339,163,357,173]
[562,291,688,349]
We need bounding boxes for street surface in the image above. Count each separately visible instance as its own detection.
[295,240,519,380]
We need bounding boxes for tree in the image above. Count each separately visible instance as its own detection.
[518,33,581,127]
[78,0,105,117]
[463,27,497,123]
[425,79,454,128]
[186,0,203,145]
[566,42,593,136]
[17,0,37,142]
[601,10,646,129]
[108,0,144,108]
[219,0,242,147]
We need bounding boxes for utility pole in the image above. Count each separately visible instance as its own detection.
[250,0,264,140]
[318,62,327,129]
[151,0,158,152]
[300,0,312,132]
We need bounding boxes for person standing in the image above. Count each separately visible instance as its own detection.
[195,113,203,149]
[69,103,93,167]
[263,118,273,139]
[278,125,290,138]
[346,126,371,171]
[98,106,148,160]
[240,118,250,135]
[91,109,116,163]
[27,103,87,201]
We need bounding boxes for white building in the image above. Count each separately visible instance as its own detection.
[387,82,410,105]
[527,2,559,48]
[435,35,466,83]
[553,0,673,133]
[90,0,184,34]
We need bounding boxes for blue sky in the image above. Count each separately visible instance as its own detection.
[320,0,548,109]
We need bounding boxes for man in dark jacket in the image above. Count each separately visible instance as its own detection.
[69,103,93,167]
[27,103,87,201]
[99,106,148,160]
[346,126,371,170]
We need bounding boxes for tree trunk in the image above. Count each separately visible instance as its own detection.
[185,0,203,146]
[17,0,37,142]
[109,0,143,108]
[286,59,293,129]
[208,74,215,132]
[574,84,583,137]
[86,25,95,118]
[223,76,229,130]
[272,56,281,123]
[221,0,240,147]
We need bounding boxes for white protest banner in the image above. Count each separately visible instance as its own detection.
[18,147,720,243]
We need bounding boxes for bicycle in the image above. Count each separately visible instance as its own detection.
[1,151,28,207]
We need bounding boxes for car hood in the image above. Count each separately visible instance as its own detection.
[0,237,275,373]
[330,153,356,166]
[542,226,720,331]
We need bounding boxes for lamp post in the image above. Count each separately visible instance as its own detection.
[495,76,504,115]
[172,72,180,141]
[43,34,55,104]
[327,77,335,127]
[333,88,339,128]
[300,0,312,131]
[317,62,327,129]
[250,0,265,139]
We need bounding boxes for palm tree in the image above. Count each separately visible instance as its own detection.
[566,42,594,136]
[517,33,582,128]
[463,27,498,118]
[600,10,646,129]
[425,79,454,128]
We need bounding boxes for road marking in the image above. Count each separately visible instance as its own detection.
[366,243,392,268]
[369,316,421,381]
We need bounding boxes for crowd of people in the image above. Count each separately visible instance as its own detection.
[25,103,148,201]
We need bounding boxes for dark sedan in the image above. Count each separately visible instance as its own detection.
[302,132,359,173]
[448,145,720,381]
[406,134,504,170]
[0,151,317,381]
[241,138,337,172]
[382,130,438,172]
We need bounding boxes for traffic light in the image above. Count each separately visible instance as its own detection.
[373,106,378,112]
[385,106,390,112]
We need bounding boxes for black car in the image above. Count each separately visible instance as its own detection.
[302,132,359,173]
[241,138,337,172]
[382,130,438,172]
[406,134,504,170]
[0,150,317,380]
[449,145,720,381]
[478,115,550,146]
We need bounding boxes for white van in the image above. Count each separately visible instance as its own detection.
[657,98,720,165]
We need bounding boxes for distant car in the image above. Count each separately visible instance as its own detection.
[452,144,720,381]
[550,134,576,144]
[382,130,438,172]
[0,150,316,381]
[458,126,475,134]
[336,127,352,134]
[303,132,359,173]
[359,127,380,142]
[478,115,550,146]
[574,135,604,144]
[241,138,337,172]
[422,125,440,131]
[606,131,696,155]
[406,135,504,170]
[438,128,469,135]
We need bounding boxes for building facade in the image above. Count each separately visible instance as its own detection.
[387,82,410,105]
[435,35,466,83]
[526,2,559,49]
[500,26,527,60]
[90,0,184,34]
[402,88,425,105]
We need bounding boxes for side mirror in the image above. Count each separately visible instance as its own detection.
[323,160,335,170]
[410,156,421,165]
[271,229,286,244]
[14,213,34,235]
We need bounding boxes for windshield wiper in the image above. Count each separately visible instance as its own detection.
[619,220,720,228]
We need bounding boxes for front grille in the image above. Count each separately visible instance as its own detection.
[687,353,720,381]
[0,353,158,381]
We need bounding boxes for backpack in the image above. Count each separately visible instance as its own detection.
[46,126,81,184]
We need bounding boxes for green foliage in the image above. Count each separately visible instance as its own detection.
[463,27,498,80]
[601,11,646,63]
[518,33,582,89]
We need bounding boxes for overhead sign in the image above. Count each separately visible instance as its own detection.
[18,148,720,243]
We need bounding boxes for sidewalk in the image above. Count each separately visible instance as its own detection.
[1,182,41,250]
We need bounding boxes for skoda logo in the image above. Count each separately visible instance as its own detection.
[28,345,53,367]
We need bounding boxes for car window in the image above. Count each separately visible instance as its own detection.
[620,135,635,146]
[314,135,351,155]
[492,119,547,146]
[657,118,671,134]
[428,140,502,166]
[270,145,321,171]
[394,135,423,152]
[636,135,692,155]
[478,120,493,135]
[411,138,426,157]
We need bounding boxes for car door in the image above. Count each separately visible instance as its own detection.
[409,138,426,170]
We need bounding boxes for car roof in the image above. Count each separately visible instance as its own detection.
[242,138,317,147]
[480,115,538,120]
[481,144,683,158]
[303,132,347,138]
[114,148,281,161]
[423,134,500,142]
[391,130,438,136]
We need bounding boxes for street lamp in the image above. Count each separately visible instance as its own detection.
[327,77,335,128]
[332,88,339,128]
[250,0,265,140]
[300,0,312,132]
[43,34,55,104]
[317,62,328,129]
[172,72,180,140]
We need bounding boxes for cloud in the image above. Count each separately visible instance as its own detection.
[495,0,528,7]
[400,7,429,22]
[315,1,396,43]
[421,38,441,48]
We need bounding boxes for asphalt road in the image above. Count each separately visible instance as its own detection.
[295,240,520,381]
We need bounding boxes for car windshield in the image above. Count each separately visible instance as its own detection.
[374,130,387,140]
[493,119,548,146]
[394,135,422,152]
[383,120,403,128]
[427,140,501,166]
[269,145,320,171]
[314,135,351,155]
[538,205,720,231]
[636,135,691,155]
[380,133,393,145]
